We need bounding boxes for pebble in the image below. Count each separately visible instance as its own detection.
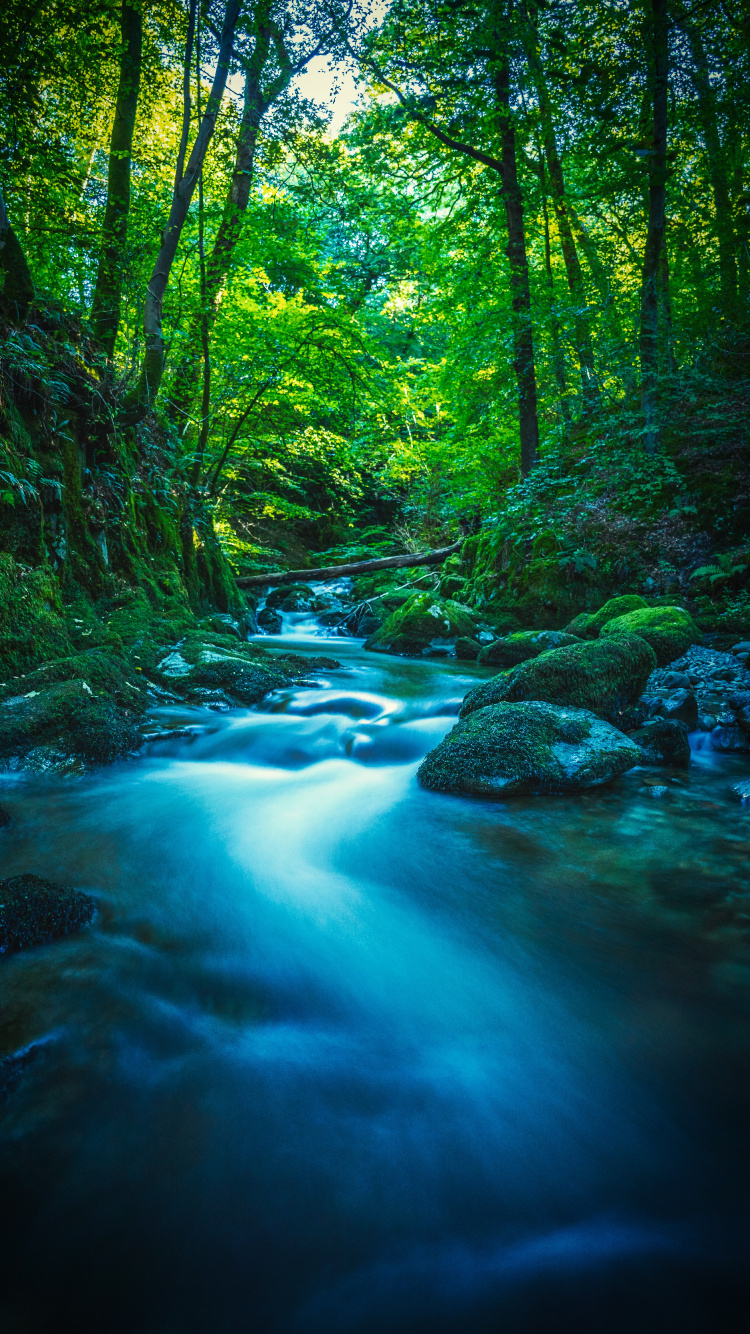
[731,779,750,803]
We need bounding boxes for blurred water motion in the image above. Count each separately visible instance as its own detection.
[0,644,748,1333]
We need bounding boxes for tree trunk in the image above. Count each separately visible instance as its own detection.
[236,538,465,588]
[168,3,300,427]
[566,201,636,389]
[521,6,599,409]
[539,149,570,424]
[0,183,34,323]
[136,0,242,407]
[640,0,669,454]
[491,32,539,475]
[676,7,738,319]
[168,67,267,423]
[659,240,677,373]
[90,2,142,359]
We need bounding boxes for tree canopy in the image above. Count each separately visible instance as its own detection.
[1,0,748,617]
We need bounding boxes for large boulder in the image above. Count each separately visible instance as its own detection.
[417,701,640,796]
[566,594,649,640]
[477,629,580,668]
[364,593,477,656]
[629,718,690,767]
[460,634,656,724]
[600,605,699,666]
[0,873,95,954]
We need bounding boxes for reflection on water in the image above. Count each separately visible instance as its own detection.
[0,639,749,1333]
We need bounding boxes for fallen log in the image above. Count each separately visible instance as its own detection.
[236,536,464,589]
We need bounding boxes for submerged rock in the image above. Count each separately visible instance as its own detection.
[417,701,640,796]
[629,718,691,767]
[600,605,699,666]
[477,629,580,668]
[460,634,656,724]
[364,593,477,657]
[0,873,95,954]
[710,724,750,753]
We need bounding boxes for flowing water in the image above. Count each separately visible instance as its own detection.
[1,633,749,1333]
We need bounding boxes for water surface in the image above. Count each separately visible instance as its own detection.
[1,637,749,1332]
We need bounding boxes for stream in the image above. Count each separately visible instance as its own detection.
[1,631,749,1332]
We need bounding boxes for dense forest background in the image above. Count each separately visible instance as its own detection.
[1,0,749,663]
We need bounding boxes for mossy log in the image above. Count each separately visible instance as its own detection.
[236,537,464,589]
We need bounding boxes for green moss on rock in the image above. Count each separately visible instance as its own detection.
[460,633,657,724]
[478,629,581,668]
[0,873,95,954]
[573,594,648,639]
[600,605,699,665]
[417,701,640,796]
[455,637,481,661]
[364,593,477,656]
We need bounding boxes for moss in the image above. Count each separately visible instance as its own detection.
[566,612,595,637]
[364,592,477,656]
[188,657,291,705]
[0,553,72,675]
[566,594,648,639]
[417,701,640,796]
[460,633,657,724]
[455,637,481,661]
[478,629,581,668]
[600,605,699,666]
[0,873,95,954]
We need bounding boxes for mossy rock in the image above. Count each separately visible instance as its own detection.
[417,701,640,797]
[0,677,142,768]
[600,605,699,666]
[478,629,581,668]
[364,593,477,657]
[566,595,648,640]
[439,575,467,599]
[0,649,148,770]
[455,637,481,661]
[460,633,657,725]
[265,583,315,612]
[566,612,595,637]
[188,656,292,705]
[629,718,690,768]
[0,874,95,954]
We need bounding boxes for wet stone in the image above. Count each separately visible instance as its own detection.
[0,873,95,955]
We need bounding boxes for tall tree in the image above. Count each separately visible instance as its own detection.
[90,1,143,358]
[0,180,34,322]
[520,0,599,409]
[640,0,669,453]
[168,0,334,427]
[349,0,540,474]
[136,0,243,407]
[674,2,738,319]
